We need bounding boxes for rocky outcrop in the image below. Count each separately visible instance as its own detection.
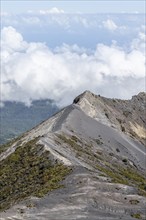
[73,91,146,144]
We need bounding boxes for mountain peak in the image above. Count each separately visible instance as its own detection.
[73,90,99,104]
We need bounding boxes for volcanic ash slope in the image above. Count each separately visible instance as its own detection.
[0,91,146,220]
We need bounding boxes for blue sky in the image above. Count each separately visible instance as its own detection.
[1,0,146,105]
[1,0,145,13]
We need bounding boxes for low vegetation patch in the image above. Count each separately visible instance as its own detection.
[0,136,23,155]
[131,213,142,219]
[95,139,103,145]
[56,134,93,159]
[57,134,146,197]
[0,138,72,211]
[57,134,83,153]
[96,161,146,195]
[129,199,140,205]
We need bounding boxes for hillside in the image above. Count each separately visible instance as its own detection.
[0,100,59,144]
[0,91,146,220]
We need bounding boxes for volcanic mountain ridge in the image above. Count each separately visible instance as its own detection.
[0,91,146,220]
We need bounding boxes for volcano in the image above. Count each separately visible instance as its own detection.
[0,91,146,220]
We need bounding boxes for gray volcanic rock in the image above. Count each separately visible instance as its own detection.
[0,91,146,220]
[74,91,146,144]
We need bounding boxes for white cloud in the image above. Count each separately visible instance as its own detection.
[54,43,90,54]
[73,16,89,28]
[94,43,145,78]
[1,26,145,106]
[73,15,98,28]
[1,26,28,51]
[102,19,118,31]
[131,31,146,53]
[49,14,70,29]
[1,13,142,37]
[22,16,41,25]
[39,7,64,14]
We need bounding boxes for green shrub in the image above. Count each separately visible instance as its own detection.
[129,200,139,205]
[95,139,103,145]
[131,213,142,219]
[0,138,72,211]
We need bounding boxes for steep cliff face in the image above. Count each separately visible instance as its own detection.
[73,91,146,144]
[0,91,146,220]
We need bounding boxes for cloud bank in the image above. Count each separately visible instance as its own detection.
[1,13,144,51]
[102,19,118,31]
[39,7,65,15]
[1,26,145,106]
